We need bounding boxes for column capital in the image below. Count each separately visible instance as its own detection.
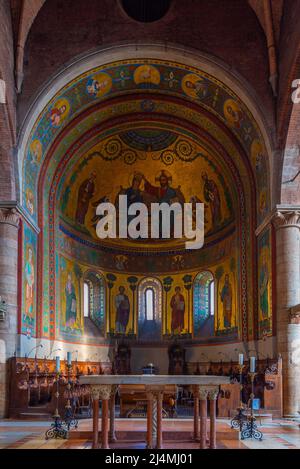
[207,387,219,400]
[290,304,300,324]
[198,387,208,400]
[110,384,118,397]
[90,384,112,400]
[146,391,154,401]
[153,390,164,401]
[0,208,20,228]
[196,385,219,400]
[98,384,112,400]
[90,385,100,400]
[272,210,300,230]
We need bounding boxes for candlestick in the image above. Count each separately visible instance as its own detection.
[241,372,263,441]
[45,370,68,440]
[64,363,78,431]
[67,352,72,366]
[231,361,247,431]
[250,356,256,373]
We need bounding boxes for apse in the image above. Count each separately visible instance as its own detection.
[17,48,273,368]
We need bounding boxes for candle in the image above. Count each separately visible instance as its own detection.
[250,356,256,373]
[67,352,72,366]
[55,356,60,372]
[238,353,244,366]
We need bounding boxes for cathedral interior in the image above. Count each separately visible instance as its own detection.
[0,0,300,451]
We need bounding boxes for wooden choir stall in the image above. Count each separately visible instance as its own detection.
[79,374,230,449]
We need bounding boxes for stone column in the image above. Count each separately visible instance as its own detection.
[193,387,200,441]
[109,385,118,443]
[208,387,219,449]
[0,208,20,417]
[146,392,154,449]
[273,210,300,417]
[99,385,111,449]
[156,391,163,449]
[90,386,100,449]
[199,388,208,449]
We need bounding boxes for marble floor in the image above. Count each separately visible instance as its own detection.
[0,418,300,449]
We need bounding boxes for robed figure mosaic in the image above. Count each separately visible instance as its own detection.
[220,274,233,329]
[170,286,185,334]
[115,286,130,334]
[65,273,77,328]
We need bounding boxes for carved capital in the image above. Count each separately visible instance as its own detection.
[146,391,154,401]
[0,208,20,228]
[153,390,164,402]
[90,385,100,400]
[273,210,300,230]
[110,384,119,397]
[98,384,112,400]
[198,387,208,400]
[290,304,300,324]
[207,387,219,400]
[196,385,219,400]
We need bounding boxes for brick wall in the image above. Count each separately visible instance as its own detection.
[18,0,274,127]
[0,0,16,201]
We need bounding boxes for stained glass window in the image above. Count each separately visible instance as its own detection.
[83,282,89,318]
[193,271,215,338]
[145,288,154,320]
[138,278,162,341]
[83,272,105,336]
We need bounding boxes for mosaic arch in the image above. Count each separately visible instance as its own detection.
[20,56,271,226]
[18,48,273,346]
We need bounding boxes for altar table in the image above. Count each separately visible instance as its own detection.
[79,375,230,449]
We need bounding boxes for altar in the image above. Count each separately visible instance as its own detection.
[79,375,230,449]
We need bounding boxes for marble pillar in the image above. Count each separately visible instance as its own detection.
[199,388,208,449]
[90,384,112,449]
[90,386,100,449]
[273,210,300,417]
[193,386,200,441]
[156,391,163,449]
[109,385,118,443]
[99,385,111,449]
[0,208,20,417]
[208,388,219,449]
[146,392,154,449]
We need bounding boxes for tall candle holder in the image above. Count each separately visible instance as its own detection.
[230,364,248,431]
[241,372,263,441]
[45,371,68,440]
[64,363,78,431]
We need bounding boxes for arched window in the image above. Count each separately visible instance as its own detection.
[209,280,215,316]
[84,281,90,318]
[83,272,105,336]
[193,271,215,339]
[138,278,162,341]
[145,288,154,320]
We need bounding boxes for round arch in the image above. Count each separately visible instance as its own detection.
[17,44,273,348]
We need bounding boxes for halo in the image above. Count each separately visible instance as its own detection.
[89,72,112,97]
[223,99,242,126]
[30,139,42,162]
[128,171,143,187]
[182,73,205,98]
[134,65,160,85]
[155,169,172,182]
